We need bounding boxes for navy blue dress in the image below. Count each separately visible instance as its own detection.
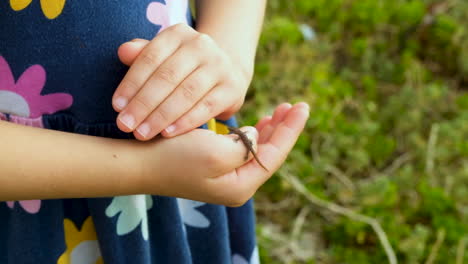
[0,1,259,263]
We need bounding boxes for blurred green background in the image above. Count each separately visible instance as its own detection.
[240,0,468,263]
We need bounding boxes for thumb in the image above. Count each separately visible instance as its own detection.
[192,126,260,174]
[225,126,259,166]
[117,38,150,66]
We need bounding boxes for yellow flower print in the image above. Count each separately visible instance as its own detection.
[57,217,104,264]
[207,119,229,135]
[10,0,66,19]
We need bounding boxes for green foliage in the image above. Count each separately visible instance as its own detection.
[247,0,468,263]
[260,16,303,46]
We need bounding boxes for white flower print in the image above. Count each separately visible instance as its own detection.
[105,195,153,240]
[232,246,260,264]
[176,198,210,228]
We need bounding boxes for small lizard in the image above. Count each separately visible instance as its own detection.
[227,126,269,172]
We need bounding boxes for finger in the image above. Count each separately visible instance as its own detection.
[162,84,236,137]
[225,126,260,162]
[236,102,310,187]
[215,126,259,171]
[226,126,259,141]
[117,39,150,66]
[258,103,292,143]
[134,66,219,140]
[268,102,310,150]
[112,24,197,112]
[255,116,272,133]
[270,103,292,126]
[116,42,204,134]
[257,124,274,145]
[225,126,259,152]
[187,127,259,175]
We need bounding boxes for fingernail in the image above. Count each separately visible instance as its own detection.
[298,102,310,112]
[114,97,128,110]
[302,104,311,117]
[165,124,177,134]
[137,123,151,138]
[119,114,135,129]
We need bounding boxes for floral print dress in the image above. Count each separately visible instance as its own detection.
[0,1,259,263]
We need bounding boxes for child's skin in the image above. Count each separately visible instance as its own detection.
[0,102,309,206]
[113,0,266,140]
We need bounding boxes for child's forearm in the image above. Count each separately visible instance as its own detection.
[195,0,267,79]
[0,121,143,201]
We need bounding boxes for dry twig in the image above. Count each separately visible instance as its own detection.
[256,196,296,212]
[426,124,439,178]
[291,206,310,240]
[424,229,446,264]
[456,235,467,264]
[280,169,398,264]
[324,164,356,191]
[382,152,413,176]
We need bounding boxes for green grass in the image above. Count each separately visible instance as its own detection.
[240,0,468,263]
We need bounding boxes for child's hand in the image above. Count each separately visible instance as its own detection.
[113,24,251,141]
[137,102,309,206]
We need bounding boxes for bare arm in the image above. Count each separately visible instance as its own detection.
[0,102,309,206]
[195,0,267,79]
[0,120,142,201]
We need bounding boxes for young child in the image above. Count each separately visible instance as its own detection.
[0,0,309,263]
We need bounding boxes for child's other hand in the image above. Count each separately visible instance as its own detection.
[113,24,251,141]
[138,102,309,206]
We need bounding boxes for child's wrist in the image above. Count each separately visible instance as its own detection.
[107,139,153,196]
[129,139,165,196]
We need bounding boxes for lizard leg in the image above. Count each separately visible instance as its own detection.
[244,150,249,160]
[244,140,253,160]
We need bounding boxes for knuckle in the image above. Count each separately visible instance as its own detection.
[156,67,178,85]
[133,96,153,112]
[202,96,217,114]
[221,65,235,80]
[180,79,200,101]
[171,23,188,32]
[192,33,212,49]
[154,104,171,123]
[176,109,205,132]
[212,52,226,66]
[120,78,139,93]
[198,33,212,43]
[140,51,160,66]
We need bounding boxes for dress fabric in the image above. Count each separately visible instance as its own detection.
[0,1,259,263]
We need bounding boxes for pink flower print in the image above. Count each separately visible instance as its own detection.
[0,56,73,214]
[0,56,73,119]
[0,113,45,128]
[6,201,41,214]
[147,0,189,32]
